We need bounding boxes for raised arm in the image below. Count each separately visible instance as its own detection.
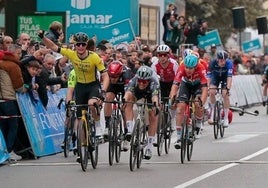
[38,30,59,52]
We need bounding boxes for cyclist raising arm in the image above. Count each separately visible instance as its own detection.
[169,55,208,149]
[38,30,109,136]
[207,50,233,127]
[124,66,160,159]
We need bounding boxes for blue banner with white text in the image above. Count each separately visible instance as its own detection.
[16,89,66,157]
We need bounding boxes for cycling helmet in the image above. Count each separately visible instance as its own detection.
[73,32,89,43]
[217,50,228,60]
[156,44,170,53]
[184,54,198,68]
[136,66,152,80]
[183,49,193,58]
[108,61,123,77]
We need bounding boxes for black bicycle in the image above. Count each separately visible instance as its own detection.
[156,97,173,156]
[104,93,125,166]
[212,87,225,139]
[58,99,77,158]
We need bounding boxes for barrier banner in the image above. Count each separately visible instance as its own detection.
[16,89,66,157]
[0,129,9,164]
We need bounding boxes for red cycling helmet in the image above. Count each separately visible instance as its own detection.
[108,61,123,78]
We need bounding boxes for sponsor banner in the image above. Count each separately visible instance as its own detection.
[16,89,66,157]
[242,38,261,53]
[0,130,9,164]
[198,29,222,49]
[37,0,138,43]
[101,19,136,46]
[17,13,65,43]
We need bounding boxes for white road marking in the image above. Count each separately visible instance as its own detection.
[174,147,268,188]
[213,134,258,143]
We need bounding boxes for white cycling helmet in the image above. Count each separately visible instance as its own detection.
[156,44,170,53]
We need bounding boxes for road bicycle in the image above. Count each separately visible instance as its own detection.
[211,87,225,139]
[58,99,77,158]
[156,97,173,156]
[104,93,125,166]
[76,102,101,172]
[179,97,202,164]
[128,98,157,171]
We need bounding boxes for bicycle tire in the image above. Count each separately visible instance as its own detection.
[129,119,139,171]
[137,124,146,169]
[219,105,225,138]
[157,112,164,156]
[164,112,172,154]
[108,117,115,166]
[187,117,195,161]
[115,115,123,163]
[63,125,71,158]
[89,122,98,169]
[266,99,268,115]
[180,117,187,164]
[213,101,220,139]
[77,119,89,172]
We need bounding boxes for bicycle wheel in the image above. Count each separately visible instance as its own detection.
[164,112,172,154]
[219,106,225,138]
[157,112,164,156]
[129,119,139,171]
[63,116,74,158]
[89,122,98,169]
[115,115,123,163]
[137,124,146,169]
[77,119,89,171]
[180,117,187,164]
[213,101,220,139]
[108,117,115,166]
[187,117,195,161]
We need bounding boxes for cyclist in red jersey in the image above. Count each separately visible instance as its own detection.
[169,55,208,149]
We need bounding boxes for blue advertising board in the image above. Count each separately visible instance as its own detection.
[0,129,9,164]
[198,29,222,49]
[37,0,139,44]
[242,38,261,53]
[16,89,66,157]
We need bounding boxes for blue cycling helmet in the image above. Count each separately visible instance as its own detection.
[184,54,198,68]
[217,50,228,60]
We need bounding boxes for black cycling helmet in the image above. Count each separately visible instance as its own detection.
[217,50,228,60]
[73,32,89,43]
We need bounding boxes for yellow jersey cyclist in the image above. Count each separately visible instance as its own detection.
[38,31,110,137]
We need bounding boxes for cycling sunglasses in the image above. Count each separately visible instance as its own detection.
[76,42,87,47]
[138,79,150,84]
[158,53,169,57]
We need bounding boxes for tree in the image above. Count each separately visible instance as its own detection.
[186,0,268,45]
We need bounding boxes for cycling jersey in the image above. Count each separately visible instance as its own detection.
[151,58,178,83]
[207,59,233,79]
[173,62,207,86]
[67,69,77,88]
[60,48,106,84]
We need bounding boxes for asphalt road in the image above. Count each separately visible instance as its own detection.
[1,105,268,188]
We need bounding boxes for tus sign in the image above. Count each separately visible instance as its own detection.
[37,0,138,43]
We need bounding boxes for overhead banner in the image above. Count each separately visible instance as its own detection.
[198,29,222,49]
[37,0,138,43]
[16,89,66,157]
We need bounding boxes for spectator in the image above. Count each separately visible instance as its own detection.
[2,35,14,51]
[209,44,217,60]
[16,33,31,59]
[45,21,63,46]
[0,50,26,162]
[162,3,177,42]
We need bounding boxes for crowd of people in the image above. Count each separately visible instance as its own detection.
[1,16,268,163]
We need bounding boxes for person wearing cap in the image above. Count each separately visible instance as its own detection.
[209,43,217,60]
